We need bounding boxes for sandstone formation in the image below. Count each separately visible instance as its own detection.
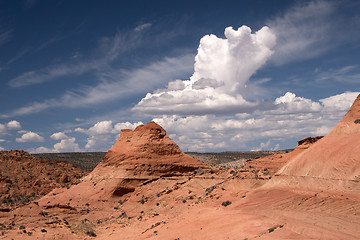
[1,96,360,239]
[35,121,207,206]
[92,121,207,179]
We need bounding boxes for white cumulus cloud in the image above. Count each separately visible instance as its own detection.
[75,120,143,151]
[50,132,70,140]
[134,25,276,115]
[16,131,45,142]
[6,120,21,130]
[272,92,322,114]
[75,120,114,135]
[151,92,359,152]
[114,121,144,132]
[320,91,360,111]
[29,137,80,153]
[53,137,80,152]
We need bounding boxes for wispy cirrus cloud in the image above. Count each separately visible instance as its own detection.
[267,0,334,65]
[286,64,360,89]
[267,0,360,65]
[7,48,30,65]
[0,30,12,47]
[1,54,194,118]
[8,28,147,88]
[314,65,360,84]
[134,23,152,32]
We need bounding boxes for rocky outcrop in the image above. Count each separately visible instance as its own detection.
[296,136,323,149]
[0,150,85,207]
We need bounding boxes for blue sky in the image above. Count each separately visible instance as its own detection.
[0,0,359,153]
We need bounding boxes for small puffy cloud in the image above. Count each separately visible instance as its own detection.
[85,136,97,150]
[16,131,44,142]
[0,139,5,142]
[0,120,22,136]
[6,120,21,130]
[76,120,143,136]
[0,146,4,151]
[272,144,280,151]
[75,120,143,151]
[251,140,271,151]
[50,132,70,140]
[75,120,113,135]
[29,137,80,153]
[84,135,113,151]
[30,146,52,154]
[273,92,322,113]
[113,121,143,132]
[53,137,80,152]
[134,25,276,115]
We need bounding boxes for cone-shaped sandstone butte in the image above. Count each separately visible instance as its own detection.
[97,121,206,173]
[38,121,207,204]
[86,121,208,196]
[277,94,360,180]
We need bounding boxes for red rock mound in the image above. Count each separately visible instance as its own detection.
[0,150,85,208]
[37,121,207,206]
[277,94,360,180]
[95,121,206,176]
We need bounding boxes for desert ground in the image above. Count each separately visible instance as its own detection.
[0,95,360,239]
